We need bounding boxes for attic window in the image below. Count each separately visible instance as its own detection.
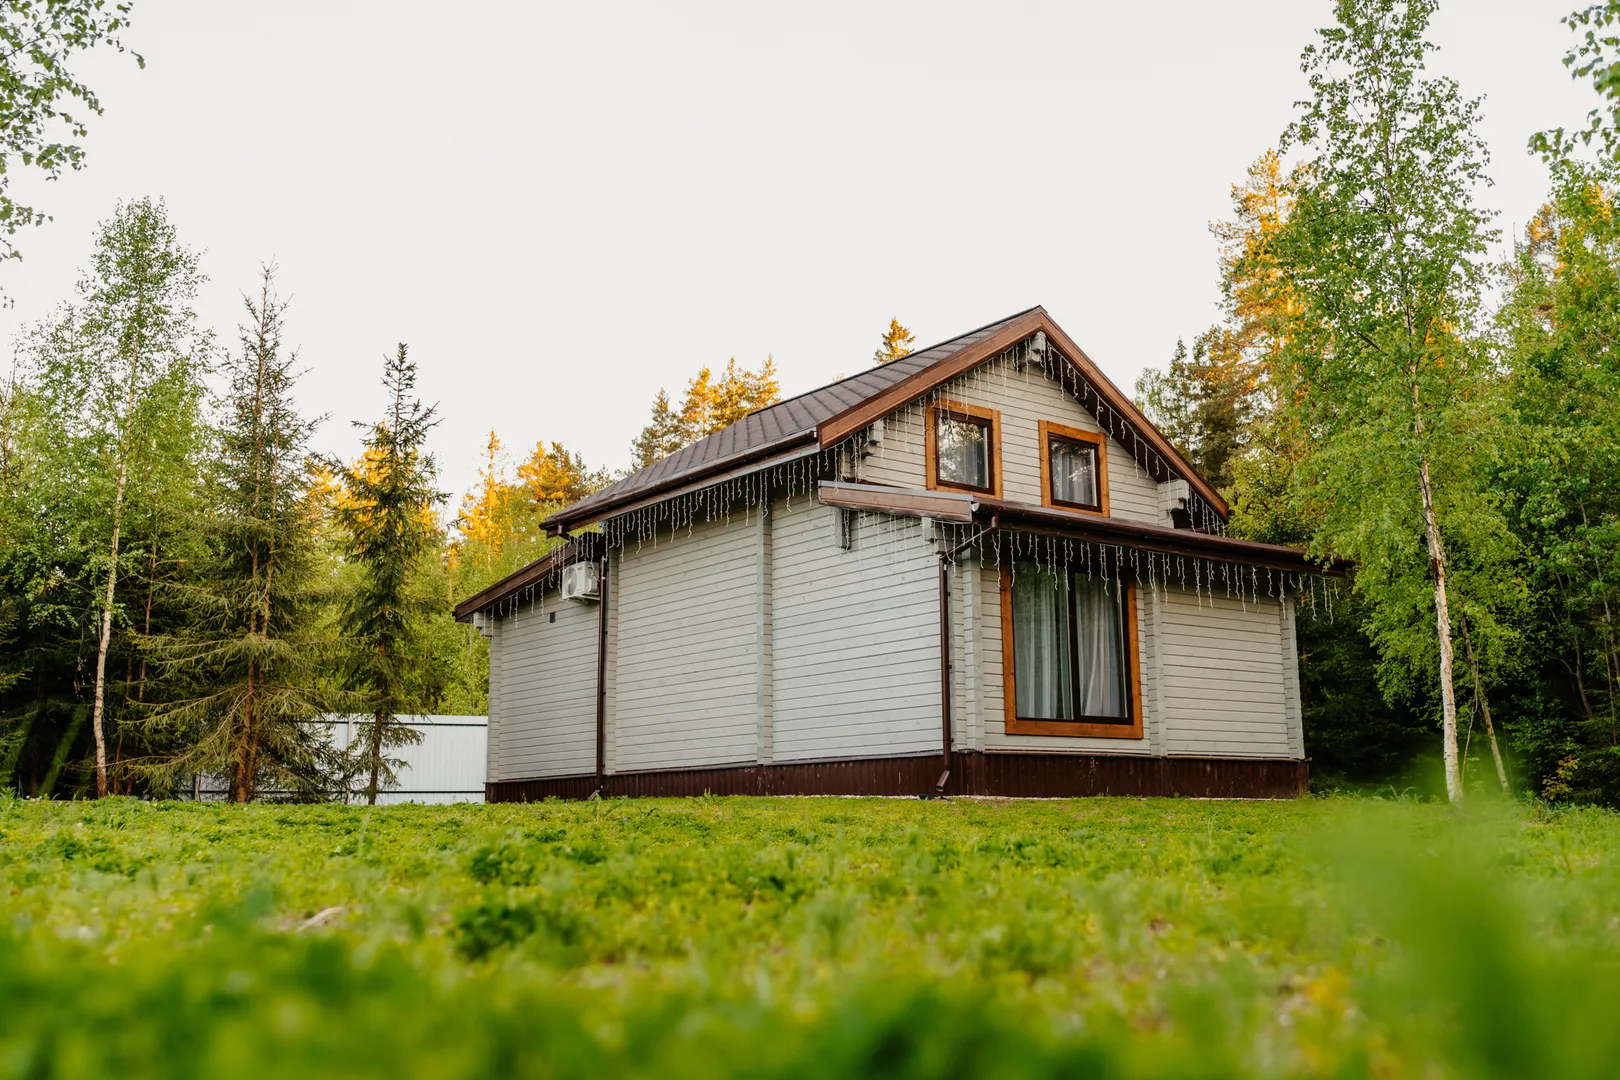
[1039,421,1109,515]
[926,401,1000,496]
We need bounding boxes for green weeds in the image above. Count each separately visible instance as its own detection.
[1,795,1617,1077]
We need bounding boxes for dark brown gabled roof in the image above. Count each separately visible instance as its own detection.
[543,305,1228,533]
[544,307,1043,531]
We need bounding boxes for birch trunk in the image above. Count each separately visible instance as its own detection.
[90,358,141,799]
[1417,453,1463,804]
[1460,618,1510,795]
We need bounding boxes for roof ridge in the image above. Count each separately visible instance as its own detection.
[746,304,1046,419]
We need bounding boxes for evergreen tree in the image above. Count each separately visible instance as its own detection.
[334,344,445,804]
[872,318,916,365]
[17,198,210,797]
[1498,162,1620,800]
[629,357,781,468]
[1135,330,1256,491]
[138,267,331,802]
[1265,0,1513,803]
[629,390,683,469]
[518,439,609,504]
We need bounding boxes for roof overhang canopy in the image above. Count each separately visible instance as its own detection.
[816,482,1345,577]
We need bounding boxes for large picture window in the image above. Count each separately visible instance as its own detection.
[1001,559,1141,738]
[1039,421,1109,514]
[926,401,1000,496]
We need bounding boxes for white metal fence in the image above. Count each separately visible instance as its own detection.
[187,715,488,804]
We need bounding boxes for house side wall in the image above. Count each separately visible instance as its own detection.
[1158,589,1295,758]
[855,353,1164,526]
[770,502,941,762]
[487,587,599,782]
[613,513,761,772]
[1280,596,1305,758]
[486,618,502,781]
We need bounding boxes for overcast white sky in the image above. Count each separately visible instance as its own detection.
[0,0,1594,508]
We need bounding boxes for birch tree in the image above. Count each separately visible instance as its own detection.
[1265,0,1509,803]
[22,198,207,797]
[0,0,142,271]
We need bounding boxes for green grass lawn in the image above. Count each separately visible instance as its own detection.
[3,793,1619,1078]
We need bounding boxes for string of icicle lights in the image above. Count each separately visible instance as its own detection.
[473,333,1336,620]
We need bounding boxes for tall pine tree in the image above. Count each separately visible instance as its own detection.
[334,345,445,804]
[139,266,331,801]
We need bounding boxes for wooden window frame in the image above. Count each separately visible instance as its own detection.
[998,560,1143,739]
[925,400,1002,498]
[1039,420,1110,516]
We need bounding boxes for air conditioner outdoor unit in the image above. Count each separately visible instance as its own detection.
[559,562,600,602]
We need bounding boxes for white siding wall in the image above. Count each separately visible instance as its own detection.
[614,514,761,771]
[855,353,1165,526]
[770,501,941,761]
[1158,589,1294,757]
[489,588,599,781]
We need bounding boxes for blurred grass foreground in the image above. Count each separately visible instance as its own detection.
[3,794,1619,1079]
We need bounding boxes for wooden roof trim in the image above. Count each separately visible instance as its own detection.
[452,533,605,621]
[816,310,1048,447]
[815,309,1229,522]
[1036,316,1229,519]
[817,481,977,523]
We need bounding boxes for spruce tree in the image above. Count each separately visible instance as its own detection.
[139,267,330,801]
[334,345,445,804]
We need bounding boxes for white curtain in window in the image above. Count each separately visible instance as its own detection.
[1049,439,1098,507]
[1073,575,1125,717]
[1012,563,1072,719]
[936,415,988,488]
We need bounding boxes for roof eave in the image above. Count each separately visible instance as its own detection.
[975,498,1345,576]
[542,430,820,535]
[452,533,606,621]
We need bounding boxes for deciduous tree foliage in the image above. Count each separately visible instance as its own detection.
[0,0,143,270]
[1262,0,1516,804]
[18,198,210,797]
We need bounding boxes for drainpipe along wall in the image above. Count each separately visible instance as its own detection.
[936,552,952,794]
[595,555,610,796]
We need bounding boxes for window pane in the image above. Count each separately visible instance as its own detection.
[1072,574,1126,718]
[1012,562,1072,719]
[1050,439,1098,507]
[936,414,989,489]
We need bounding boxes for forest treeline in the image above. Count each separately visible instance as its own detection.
[1136,0,1620,803]
[4,0,1620,804]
